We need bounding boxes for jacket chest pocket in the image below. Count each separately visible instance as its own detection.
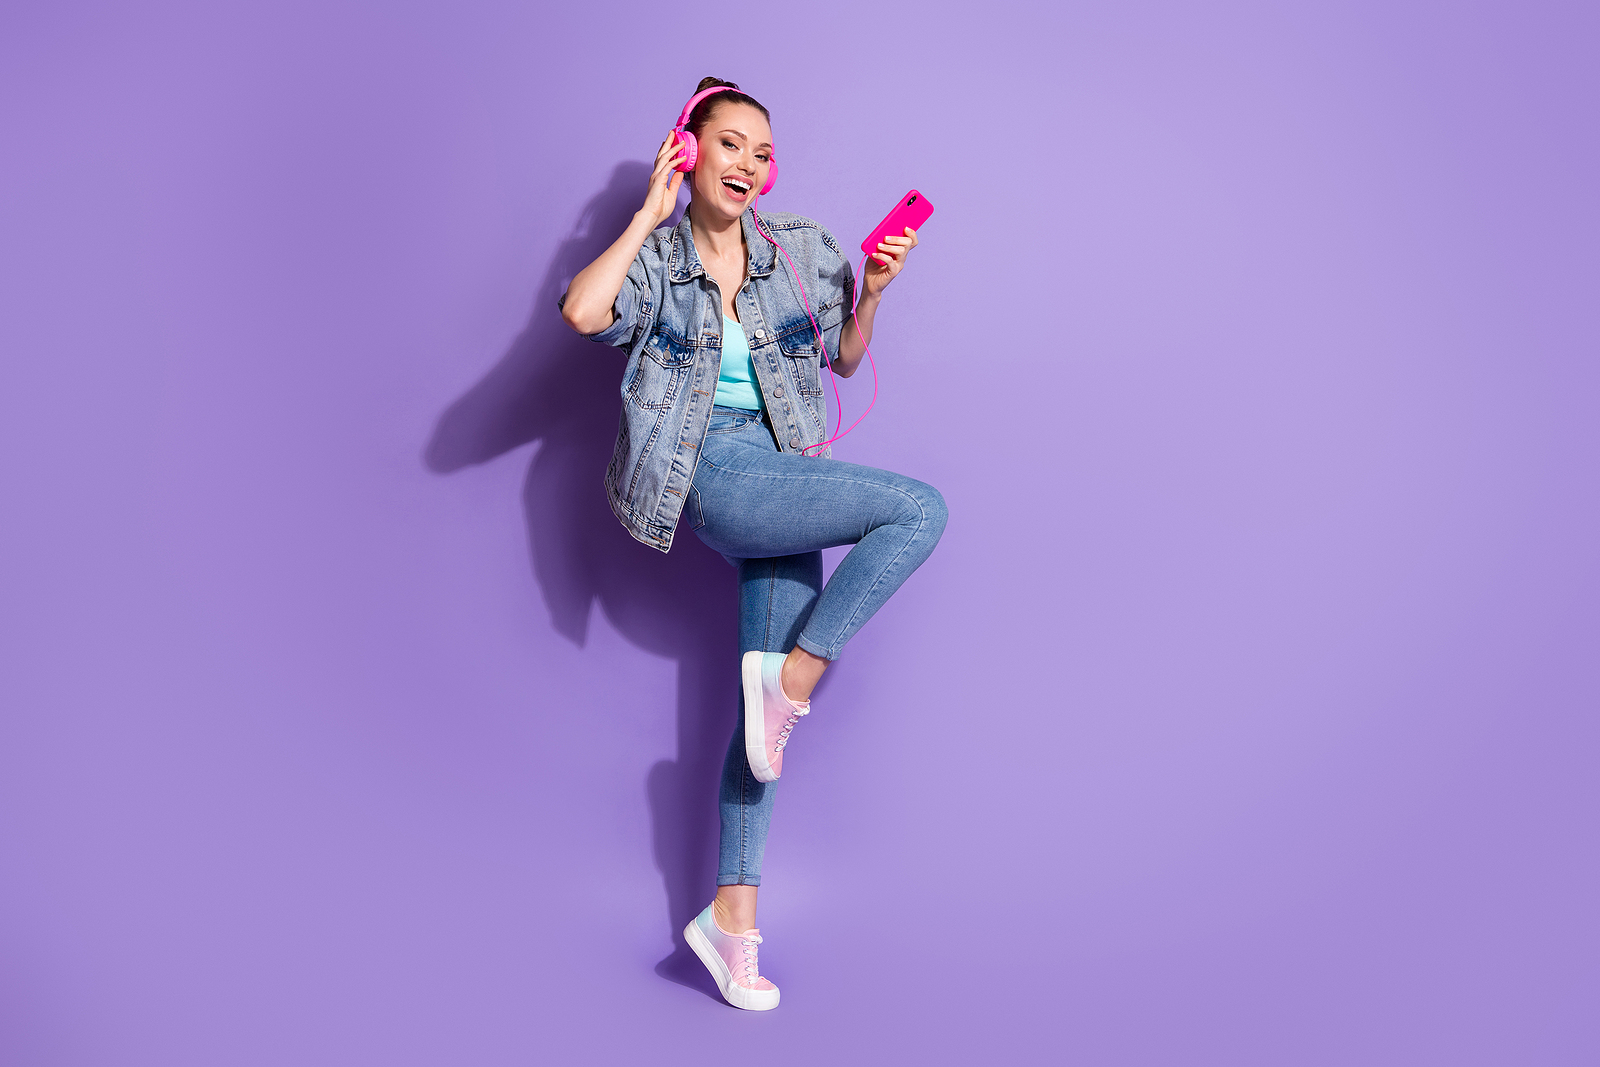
[627,334,695,410]
[779,330,825,397]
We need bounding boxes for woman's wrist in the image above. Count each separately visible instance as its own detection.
[634,207,671,233]
[854,290,882,323]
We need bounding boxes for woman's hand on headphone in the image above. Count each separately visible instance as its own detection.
[863,228,918,298]
[643,132,687,228]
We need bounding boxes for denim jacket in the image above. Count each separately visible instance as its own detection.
[563,208,855,551]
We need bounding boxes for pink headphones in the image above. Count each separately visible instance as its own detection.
[672,85,778,195]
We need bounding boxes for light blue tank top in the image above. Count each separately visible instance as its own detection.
[713,315,764,412]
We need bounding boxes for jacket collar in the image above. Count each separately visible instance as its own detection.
[667,207,777,284]
[742,208,778,279]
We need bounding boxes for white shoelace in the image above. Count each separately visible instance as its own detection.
[774,704,809,750]
[739,932,764,984]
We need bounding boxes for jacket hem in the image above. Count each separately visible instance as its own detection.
[607,487,676,554]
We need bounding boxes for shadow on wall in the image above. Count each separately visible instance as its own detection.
[425,162,729,1000]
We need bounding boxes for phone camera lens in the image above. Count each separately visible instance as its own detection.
[908,195,917,204]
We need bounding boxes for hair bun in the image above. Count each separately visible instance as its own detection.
[683,79,769,141]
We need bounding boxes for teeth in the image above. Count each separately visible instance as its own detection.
[724,179,751,192]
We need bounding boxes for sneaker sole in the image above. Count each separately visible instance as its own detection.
[742,650,779,783]
[684,916,781,1011]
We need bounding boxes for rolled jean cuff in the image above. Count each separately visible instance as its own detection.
[793,631,836,662]
[716,874,762,887]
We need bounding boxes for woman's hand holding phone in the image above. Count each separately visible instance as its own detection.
[862,228,918,298]
[858,190,931,299]
[834,190,932,375]
[833,227,915,375]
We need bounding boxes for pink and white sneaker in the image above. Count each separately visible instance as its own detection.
[684,904,780,1011]
[741,650,810,783]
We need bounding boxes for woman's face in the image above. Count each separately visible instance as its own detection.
[689,103,773,223]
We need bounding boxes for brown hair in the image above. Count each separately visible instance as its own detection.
[686,77,771,140]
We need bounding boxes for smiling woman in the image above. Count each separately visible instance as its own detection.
[556,77,945,1012]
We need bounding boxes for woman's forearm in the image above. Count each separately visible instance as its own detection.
[560,210,660,335]
[832,292,880,377]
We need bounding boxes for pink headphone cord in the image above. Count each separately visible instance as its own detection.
[806,254,877,456]
[751,210,877,457]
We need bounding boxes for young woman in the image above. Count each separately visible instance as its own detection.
[560,78,946,1010]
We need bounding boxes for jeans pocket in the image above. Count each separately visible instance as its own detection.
[707,412,756,434]
[688,484,706,530]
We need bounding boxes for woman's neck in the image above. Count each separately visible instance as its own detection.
[688,202,746,265]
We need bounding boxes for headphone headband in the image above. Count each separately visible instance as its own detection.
[674,85,743,132]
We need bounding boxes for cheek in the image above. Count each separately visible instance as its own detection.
[693,146,724,181]
[692,168,721,199]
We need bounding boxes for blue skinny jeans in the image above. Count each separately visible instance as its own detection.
[688,406,948,886]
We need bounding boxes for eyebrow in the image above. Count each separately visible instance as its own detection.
[715,128,773,151]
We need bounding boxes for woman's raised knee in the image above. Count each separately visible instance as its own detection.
[903,478,948,540]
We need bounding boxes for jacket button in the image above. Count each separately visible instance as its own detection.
[789,437,801,449]
[773,386,784,398]
[755,329,766,339]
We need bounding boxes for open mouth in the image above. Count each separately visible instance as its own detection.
[721,177,752,199]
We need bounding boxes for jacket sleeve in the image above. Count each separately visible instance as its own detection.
[558,242,658,350]
[817,228,855,367]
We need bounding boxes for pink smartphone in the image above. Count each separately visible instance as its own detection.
[861,189,934,257]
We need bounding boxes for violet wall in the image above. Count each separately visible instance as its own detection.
[2,1,1595,1063]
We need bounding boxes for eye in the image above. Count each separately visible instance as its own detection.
[756,153,769,163]
[723,140,737,150]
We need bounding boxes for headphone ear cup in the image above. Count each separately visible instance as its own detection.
[759,160,778,195]
[675,130,698,173]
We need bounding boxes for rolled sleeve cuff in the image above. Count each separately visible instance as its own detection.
[557,289,638,347]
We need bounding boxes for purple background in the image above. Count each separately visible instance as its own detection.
[2,1,1596,1062]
